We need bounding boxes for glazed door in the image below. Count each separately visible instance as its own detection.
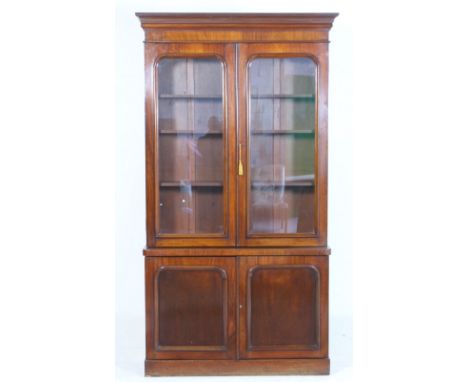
[239,256,328,359]
[146,43,236,247]
[146,257,236,359]
[238,43,329,246]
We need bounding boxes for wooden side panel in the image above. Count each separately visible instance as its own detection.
[146,257,236,359]
[239,255,328,359]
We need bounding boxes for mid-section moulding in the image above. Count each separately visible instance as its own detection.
[143,247,331,257]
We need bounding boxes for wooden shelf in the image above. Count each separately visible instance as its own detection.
[159,130,223,135]
[160,181,223,188]
[251,129,314,135]
[159,94,223,100]
[251,181,314,188]
[250,94,315,100]
[160,129,312,135]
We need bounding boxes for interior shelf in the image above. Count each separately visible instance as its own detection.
[250,129,314,135]
[159,94,223,100]
[160,181,223,188]
[159,130,223,135]
[251,181,314,188]
[250,94,315,100]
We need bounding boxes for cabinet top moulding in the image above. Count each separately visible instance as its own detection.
[135,13,339,43]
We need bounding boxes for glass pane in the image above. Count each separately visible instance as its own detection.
[157,58,224,234]
[248,57,316,234]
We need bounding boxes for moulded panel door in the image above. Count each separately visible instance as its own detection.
[145,43,237,247]
[239,256,328,359]
[145,257,236,360]
[237,43,329,247]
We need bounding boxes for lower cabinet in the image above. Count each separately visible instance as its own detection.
[145,257,237,360]
[239,256,328,359]
[145,255,328,362]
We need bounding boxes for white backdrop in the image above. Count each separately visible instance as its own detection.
[2,0,468,381]
[116,1,352,381]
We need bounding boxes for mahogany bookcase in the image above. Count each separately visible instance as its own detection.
[136,13,338,376]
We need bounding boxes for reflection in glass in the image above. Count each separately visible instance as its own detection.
[157,58,224,234]
[248,58,316,234]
